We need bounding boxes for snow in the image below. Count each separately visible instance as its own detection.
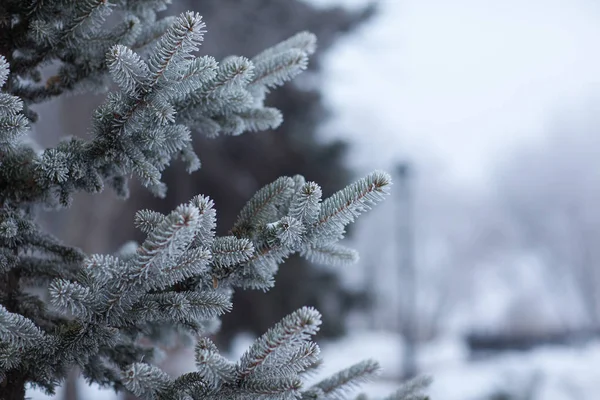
[195,330,600,399]
[313,331,600,400]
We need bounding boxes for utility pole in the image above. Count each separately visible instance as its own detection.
[396,162,417,379]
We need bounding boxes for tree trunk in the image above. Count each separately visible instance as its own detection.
[1,369,27,400]
[63,368,79,400]
[1,267,26,400]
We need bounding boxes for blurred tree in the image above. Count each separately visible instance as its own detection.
[356,163,492,340]
[492,108,600,332]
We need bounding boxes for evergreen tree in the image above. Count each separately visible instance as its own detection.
[0,1,429,399]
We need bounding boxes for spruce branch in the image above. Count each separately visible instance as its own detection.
[211,236,255,269]
[148,247,212,291]
[134,209,167,234]
[189,194,217,248]
[252,32,317,63]
[48,279,95,319]
[0,13,322,207]
[267,216,304,250]
[0,55,9,87]
[289,181,322,226]
[249,49,309,92]
[168,371,208,398]
[253,341,321,378]
[130,204,200,286]
[194,337,236,388]
[239,376,303,398]
[0,342,22,371]
[236,107,284,133]
[106,44,151,95]
[122,362,170,399]
[300,243,359,266]
[63,0,114,41]
[238,306,321,378]
[175,56,254,121]
[0,113,29,149]
[383,376,432,400]
[231,176,296,237]
[133,290,231,324]
[0,93,23,116]
[213,172,390,290]
[309,171,391,243]
[131,15,178,51]
[204,56,255,96]
[305,360,380,400]
[83,253,127,286]
[147,11,206,85]
[0,58,29,149]
[162,55,218,102]
[0,305,46,346]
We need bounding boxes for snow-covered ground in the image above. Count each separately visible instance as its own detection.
[311,331,600,400]
[28,331,600,400]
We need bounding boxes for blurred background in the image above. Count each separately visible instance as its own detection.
[29,0,600,399]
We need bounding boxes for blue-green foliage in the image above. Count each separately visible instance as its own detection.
[0,1,430,399]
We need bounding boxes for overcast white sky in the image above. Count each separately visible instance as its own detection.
[307,0,600,186]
